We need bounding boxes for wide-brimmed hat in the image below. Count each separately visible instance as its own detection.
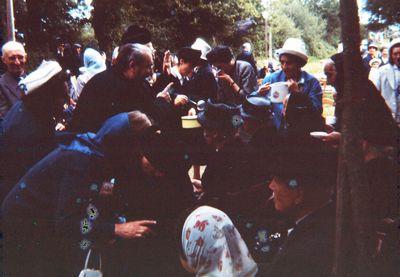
[277,38,308,66]
[241,96,273,123]
[197,99,243,130]
[19,60,62,95]
[191,38,212,61]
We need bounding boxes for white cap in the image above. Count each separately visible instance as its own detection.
[388,38,400,54]
[19,60,62,95]
[277,38,308,65]
[191,38,211,60]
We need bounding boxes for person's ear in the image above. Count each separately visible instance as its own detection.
[179,58,185,66]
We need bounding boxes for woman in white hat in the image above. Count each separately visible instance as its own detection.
[256,38,323,130]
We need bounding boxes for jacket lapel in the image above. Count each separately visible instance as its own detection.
[1,72,22,99]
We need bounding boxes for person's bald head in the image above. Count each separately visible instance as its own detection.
[115,43,153,80]
[1,41,27,77]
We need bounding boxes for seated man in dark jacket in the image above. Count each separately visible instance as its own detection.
[2,111,193,276]
[260,140,338,277]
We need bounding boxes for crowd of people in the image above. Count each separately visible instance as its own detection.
[0,25,398,276]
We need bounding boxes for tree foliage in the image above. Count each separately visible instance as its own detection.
[91,0,265,55]
[268,0,336,58]
[365,0,400,30]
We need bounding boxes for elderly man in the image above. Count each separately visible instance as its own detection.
[70,43,167,133]
[0,41,27,119]
[375,38,400,125]
[207,46,258,105]
[260,140,337,277]
[256,38,322,129]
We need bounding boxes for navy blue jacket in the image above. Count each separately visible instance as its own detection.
[1,113,136,276]
[0,100,57,204]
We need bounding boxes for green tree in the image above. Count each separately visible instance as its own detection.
[305,0,341,46]
[91,0,265,56]
[365,0,400,29]
[269,0,335,58]
[1,0,89,66]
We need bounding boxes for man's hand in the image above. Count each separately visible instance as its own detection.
[163,50,172,75]
[188,108,197,116]
[156,82,174,103]
[287,79,300,93]
[257,82,271,96]
[192,179,203,193]
[321,131,341,145]
[216,71,234,85]
[174,95,189,106]
[115,220,157,239]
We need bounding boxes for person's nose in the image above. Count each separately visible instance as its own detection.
[269,180,276,191]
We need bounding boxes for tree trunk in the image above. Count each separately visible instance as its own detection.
[333,1,374,276]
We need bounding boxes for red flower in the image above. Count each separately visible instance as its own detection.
[194,220,209,232]
[196,237,204,247]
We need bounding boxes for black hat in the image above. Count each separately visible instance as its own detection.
[177,47,202,65]
[197,99,243,130]
[206,46,234,64]
[121,25,152,45]
[271,138,338,189]
[140,127,191,176]
[241,96,273,123]
[285,93,324,133]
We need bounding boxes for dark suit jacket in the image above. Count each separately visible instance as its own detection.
[0,71,23,119]
[260,202,335,277]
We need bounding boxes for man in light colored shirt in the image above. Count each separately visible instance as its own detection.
[375,38,400,125]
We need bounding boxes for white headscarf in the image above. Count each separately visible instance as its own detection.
[181,206,258,277]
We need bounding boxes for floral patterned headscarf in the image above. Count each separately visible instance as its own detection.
[181,206,258,277]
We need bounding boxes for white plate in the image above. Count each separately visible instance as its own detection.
[310,131,328,138]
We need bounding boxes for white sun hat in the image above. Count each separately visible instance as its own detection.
[191,38,212,61]
[19,60,62,95]
[277,38,308,65]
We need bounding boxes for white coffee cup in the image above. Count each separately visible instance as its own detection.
[269,82,289,103]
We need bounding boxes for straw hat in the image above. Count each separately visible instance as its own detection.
[278,38,308,65]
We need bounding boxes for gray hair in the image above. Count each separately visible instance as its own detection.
[114,43,152,73]
[1,41,26,57]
